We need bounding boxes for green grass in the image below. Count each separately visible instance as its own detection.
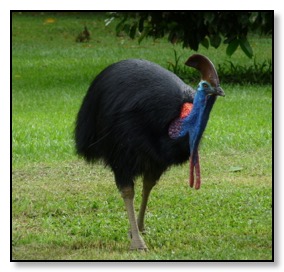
[12,12,272,260]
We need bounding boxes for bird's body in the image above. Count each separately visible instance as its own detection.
[76,59,195,189]
[75,55,225,250]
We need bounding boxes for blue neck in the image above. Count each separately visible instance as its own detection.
[188,91,216,162]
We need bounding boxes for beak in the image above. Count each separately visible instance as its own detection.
[213,86,225,97]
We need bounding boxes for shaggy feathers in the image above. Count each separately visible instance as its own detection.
[75,59,195,188]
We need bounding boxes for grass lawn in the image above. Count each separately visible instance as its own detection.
[12,12,272,260]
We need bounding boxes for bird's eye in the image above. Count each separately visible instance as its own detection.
[203,83,208,88]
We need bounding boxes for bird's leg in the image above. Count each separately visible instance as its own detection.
[121,186,147,250]
[137,179,156,233]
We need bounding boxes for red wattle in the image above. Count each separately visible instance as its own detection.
[189,157,194,188]
[195,153,201,190]
[189,152,201,190]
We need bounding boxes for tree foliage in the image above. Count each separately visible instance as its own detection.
[111,11,272,58]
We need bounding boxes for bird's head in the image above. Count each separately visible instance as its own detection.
[197,80,225,97]
[185,54,225,97]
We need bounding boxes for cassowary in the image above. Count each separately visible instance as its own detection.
[75,54,225,250]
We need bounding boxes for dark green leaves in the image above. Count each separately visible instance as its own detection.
[226,39,239,57]
[112,12,271,58]
[239,37,253,58]
[226,38,253,58]
[209,34,222,49]
[201,37,209,49]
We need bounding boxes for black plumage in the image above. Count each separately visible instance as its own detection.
[75,59,195,189]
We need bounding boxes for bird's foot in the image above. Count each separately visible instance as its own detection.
[130,237,148,251]
[128,231,148,250]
